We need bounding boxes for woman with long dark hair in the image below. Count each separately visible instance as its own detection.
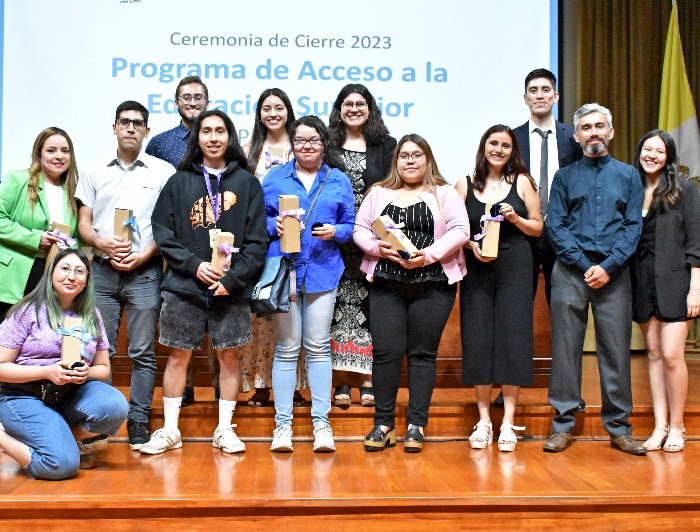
[240,88,305,407]
[327,84,397,408]
[631,130,700,453]
[0,249,128,479]
[455,124,542,452]
[263,116,354,453]
[0,127,80,321]
[354,134,469,453]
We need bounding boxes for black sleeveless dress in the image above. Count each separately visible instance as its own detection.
[460,177,534,386]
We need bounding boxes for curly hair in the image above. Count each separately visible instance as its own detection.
[328,83,391,148]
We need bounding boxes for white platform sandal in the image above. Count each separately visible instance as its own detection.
[498,422,526,452]
[469,419,493,449]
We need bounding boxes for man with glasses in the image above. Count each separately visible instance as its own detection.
[146,76,217,407]
[76,100,175,451]
[146,76,209,167]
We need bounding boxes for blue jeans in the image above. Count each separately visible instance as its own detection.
[91,259,161,423]
[0,381,129,480]
[272,287,337,427]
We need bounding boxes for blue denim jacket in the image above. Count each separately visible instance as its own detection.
[262,159,355,294]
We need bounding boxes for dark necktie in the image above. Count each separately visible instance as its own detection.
[534,128,550,216]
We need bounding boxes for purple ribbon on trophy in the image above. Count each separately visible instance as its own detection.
[216,242,240,272]
[123,216,141,250]
[50,228,77,250]
[473,213,504,241]
[384,220,408,242]
[280,208,306,230]
[56,325,93,360]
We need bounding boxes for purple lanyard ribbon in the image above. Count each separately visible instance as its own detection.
[50,228,77,250]
[216,242,240,272]
[56,325,93,359]
[473,214,504,241]
[202,166,224,224]
[384,221,407,241]
[280,208,307,230]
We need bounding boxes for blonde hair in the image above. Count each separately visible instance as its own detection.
[28,127,78,216]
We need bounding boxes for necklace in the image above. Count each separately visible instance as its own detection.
[489,176,505,192]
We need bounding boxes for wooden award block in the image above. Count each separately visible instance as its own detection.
[279,195,301,253]
[114,208,133,242]
[60,316,83,366]
[45,222,72,269]
[211,232,235,272]
[480,203,501,258]
[371,214,418,254]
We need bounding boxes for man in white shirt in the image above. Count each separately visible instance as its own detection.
[76,101,175,451]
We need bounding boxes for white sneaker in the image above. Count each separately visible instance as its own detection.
[313,424,336,453]
[139,427,182,455]
[270,425,293,453]
[213,425,246,454]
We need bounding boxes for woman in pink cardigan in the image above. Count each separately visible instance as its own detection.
[353,134,469,453]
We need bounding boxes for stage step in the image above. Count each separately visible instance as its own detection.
[1,441,699,530]
[114,386,700,441]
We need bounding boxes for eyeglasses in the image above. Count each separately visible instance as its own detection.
[398,152,425,162]
[293,137,323,147]
[177,94,207,104]
[342,101,368,110]
[56,265,88,279]
[116,118,147,131]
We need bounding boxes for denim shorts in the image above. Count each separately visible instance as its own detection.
[159,291,252,350]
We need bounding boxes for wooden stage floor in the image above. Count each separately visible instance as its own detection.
[1,354,699,529]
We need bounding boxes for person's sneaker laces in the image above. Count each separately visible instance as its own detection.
[270,425,293,452]
[212,425,246,454]
[312,424,336,453]
[139,427,182,455]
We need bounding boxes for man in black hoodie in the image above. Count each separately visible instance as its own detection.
[141,110,267,455]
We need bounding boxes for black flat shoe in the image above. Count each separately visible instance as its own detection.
[364,426,396,452]
[404,425,424,453]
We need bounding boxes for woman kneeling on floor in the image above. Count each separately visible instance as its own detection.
[0,249,128,480]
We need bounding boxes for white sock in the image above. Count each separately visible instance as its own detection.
[218,399,236,431]
[163,396,182,430]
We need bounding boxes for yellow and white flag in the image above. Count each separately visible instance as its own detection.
[659,2,700,180]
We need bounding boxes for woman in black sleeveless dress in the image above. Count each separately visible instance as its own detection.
[455,124,543,452]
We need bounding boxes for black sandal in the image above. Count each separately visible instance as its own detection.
[364,426,396,452]
[246,388,270,407]
[404,425,424,453]
[360,386,375,407]
[333,385,352,409]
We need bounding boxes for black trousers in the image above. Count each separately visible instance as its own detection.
[0,257,46,322]
[369,277,456,428]
[530,233,556,306]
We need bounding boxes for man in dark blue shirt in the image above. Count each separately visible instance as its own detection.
[544,103,646,455]
[146,76,209,167]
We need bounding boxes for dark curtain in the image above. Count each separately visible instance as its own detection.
[577,0,700,163]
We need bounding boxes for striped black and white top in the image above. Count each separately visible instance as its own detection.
[375,200,447,283]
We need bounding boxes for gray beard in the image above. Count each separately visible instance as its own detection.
[585,142,606,155]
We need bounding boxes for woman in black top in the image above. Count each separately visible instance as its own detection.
[327,84,397,408]
[631,130,700,453]
[455,124,542,452]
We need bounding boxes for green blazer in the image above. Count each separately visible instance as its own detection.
[0,169,79,305]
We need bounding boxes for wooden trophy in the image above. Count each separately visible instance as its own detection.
[60,316,83,367]
[45,222,72,270]
[480,203,501,258]
[371,215,418,254]
[211,232,235,272]
[279,195,301,253]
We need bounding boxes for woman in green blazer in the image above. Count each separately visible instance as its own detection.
[0,127,80,320]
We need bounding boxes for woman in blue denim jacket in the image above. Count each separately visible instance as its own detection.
[262,115,354,453]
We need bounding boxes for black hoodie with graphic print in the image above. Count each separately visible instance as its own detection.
[152,160,267,305]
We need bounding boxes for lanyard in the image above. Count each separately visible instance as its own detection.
[202,165,224,225]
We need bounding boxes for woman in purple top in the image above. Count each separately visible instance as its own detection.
[0,248,128,480]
